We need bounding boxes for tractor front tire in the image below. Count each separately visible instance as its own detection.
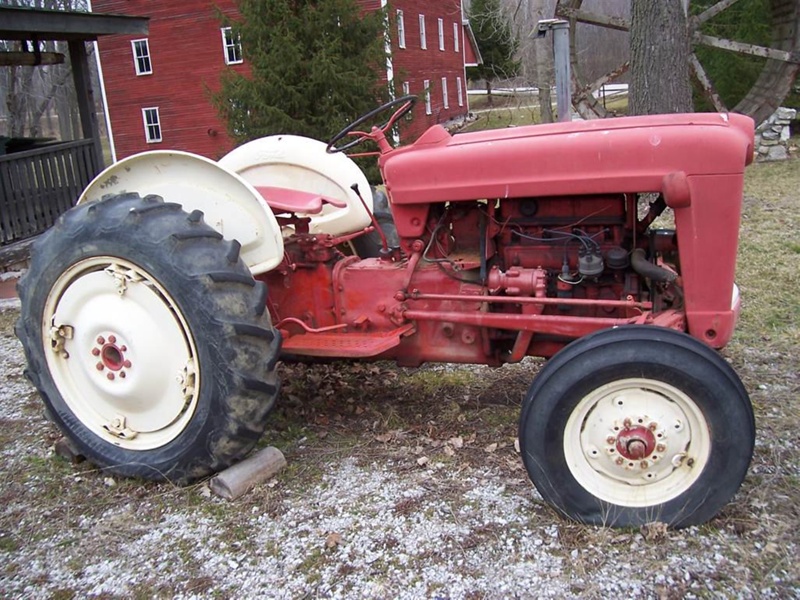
[519,326,754,528]
[16,193,280,483]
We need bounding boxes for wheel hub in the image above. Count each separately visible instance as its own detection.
[614,424,656,460]
[91,334,132,380]
[601,413,668,475]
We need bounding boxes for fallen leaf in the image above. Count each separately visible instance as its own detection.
[443,446,455,457]
[417,456,429,467]
[325,532,342,549]
[514,438,520,453]
[103,477,116,487]
[317,430,329,439]
[449,436,464,449]
[374,432,393,443]
[764,542,780,554]
[484,443,498,453]
[640,521,669,542]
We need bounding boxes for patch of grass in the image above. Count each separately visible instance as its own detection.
[733,159,800,350]
[464,106,543,131]
[405,368,478,394]
[463,95,628,132]
[0,533,18,552]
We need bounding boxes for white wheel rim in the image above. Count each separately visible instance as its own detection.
[43,257,201,450]
[563,378,711,508]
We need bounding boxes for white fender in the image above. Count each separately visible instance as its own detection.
[78,151,284,275]
[218,135,373,237]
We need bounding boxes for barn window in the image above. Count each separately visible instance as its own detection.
[457,77,463,106]
[397,10,406,48]
[454,23,459,52]
[131,39,152,76]
[402,81,413,120]
[142,107,162,143]
[438,19,444,51]
[221,27,243,65]
[419,15,427,50]
[424,80,431,115]
[442,77,449,108]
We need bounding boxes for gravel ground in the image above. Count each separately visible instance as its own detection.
[1,299,798,599]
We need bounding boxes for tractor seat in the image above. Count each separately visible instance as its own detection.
[255,186,347,215]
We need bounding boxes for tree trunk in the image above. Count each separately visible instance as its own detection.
[629,0,693,115]
[486,79,493,107]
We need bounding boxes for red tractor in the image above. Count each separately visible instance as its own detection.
[16,97,756,527]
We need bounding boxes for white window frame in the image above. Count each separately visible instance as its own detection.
[142,107,162,143]
[424,80,431,115]
[221,27,243,65]
[438,18,444,51]
[131,38,152,76]
[402,81,412,120]
[457,76,463,107]
[397,10,406,49]
[454,23,460,52]
[419,15,427,50]
[442,77,449,109]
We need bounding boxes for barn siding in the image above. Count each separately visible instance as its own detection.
[92,0,472,160]
[389,0,467,142]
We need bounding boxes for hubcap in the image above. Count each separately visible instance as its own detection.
[43,257,200,450]
[564,378,710,507]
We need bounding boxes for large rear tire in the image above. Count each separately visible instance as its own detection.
[16,193,280,483]
[519,326,753,528]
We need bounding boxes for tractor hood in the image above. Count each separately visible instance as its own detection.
[380,113,755,205]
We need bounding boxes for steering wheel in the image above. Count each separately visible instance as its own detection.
[326,95,417,154]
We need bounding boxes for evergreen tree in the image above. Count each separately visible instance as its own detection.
[214,0,387,144]
[466,0,519,106]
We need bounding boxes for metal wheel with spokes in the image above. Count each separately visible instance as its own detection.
[17,193,281,483]
[555,0,800,124]
[519,326,754,528]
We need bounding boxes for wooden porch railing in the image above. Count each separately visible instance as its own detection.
[0,139,100,245]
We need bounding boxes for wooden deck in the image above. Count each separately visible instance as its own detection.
[0,139,99,245]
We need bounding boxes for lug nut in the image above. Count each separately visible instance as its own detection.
[107,373,115,381]
[96,363,104,371]
[91,348,100,356]
[108,335,116,343]
[656,443,666,453]
[97,336,105,345]
[123,360,132,368]
[607,436,616,445]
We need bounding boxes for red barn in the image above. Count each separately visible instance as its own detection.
[90,0,481,161]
